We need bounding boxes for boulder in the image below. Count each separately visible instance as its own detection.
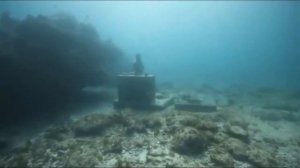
[171,127,209,155]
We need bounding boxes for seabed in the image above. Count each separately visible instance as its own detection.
[0,87,300,167]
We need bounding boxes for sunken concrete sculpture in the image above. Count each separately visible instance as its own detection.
[114,54,173,110]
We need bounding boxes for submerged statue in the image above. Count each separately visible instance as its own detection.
[133,54,144,75]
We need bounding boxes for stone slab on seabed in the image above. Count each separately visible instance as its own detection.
[175,95,217,112]
[113,93,174,110]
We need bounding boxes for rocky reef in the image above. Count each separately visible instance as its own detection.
[0,88,299,167]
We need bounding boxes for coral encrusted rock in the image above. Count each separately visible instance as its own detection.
[171,127,209,155]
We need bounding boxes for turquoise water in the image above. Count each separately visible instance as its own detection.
[0,1,299,167]
[1,1,299,90]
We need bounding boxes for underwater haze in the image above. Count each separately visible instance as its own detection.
[1,1,300,167]
[1,1,299,90]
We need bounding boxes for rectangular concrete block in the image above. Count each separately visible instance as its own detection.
[175,103,217,112]
[115,74,155,109]
[175,93,217,112]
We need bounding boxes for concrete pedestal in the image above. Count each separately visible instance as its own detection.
[113,74,174,110]
[114,74,155,109]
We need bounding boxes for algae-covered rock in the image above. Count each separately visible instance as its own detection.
[210,153,234,167]
[142,118,162,130]
[224,137,276,167]
[102,135,123,154]
[213,132,229,144]
[71,113,127,137]
[108,112,132,127]
[165,117,176,127]
[225,138,248,161]
[246,145,277,167]
[179,117,200,128]
[227,125,249,143]
[196,120,218,133]
[115,158,131,168]
[66,151,102,167]
[171,127,209,155]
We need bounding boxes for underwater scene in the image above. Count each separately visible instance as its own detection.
[0,1,299,167]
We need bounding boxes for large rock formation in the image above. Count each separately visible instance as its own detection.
[0,12,129,128]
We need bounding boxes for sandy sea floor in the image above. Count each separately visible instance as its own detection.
[0,87,300,167]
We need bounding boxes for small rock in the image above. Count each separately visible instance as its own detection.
[210,153,234,167]
[103,136,123,154]
[115,158,131,168]
[149,147,165,156]
[138,150,147,163]
[227,125,249,142]
[225,138,248,161]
